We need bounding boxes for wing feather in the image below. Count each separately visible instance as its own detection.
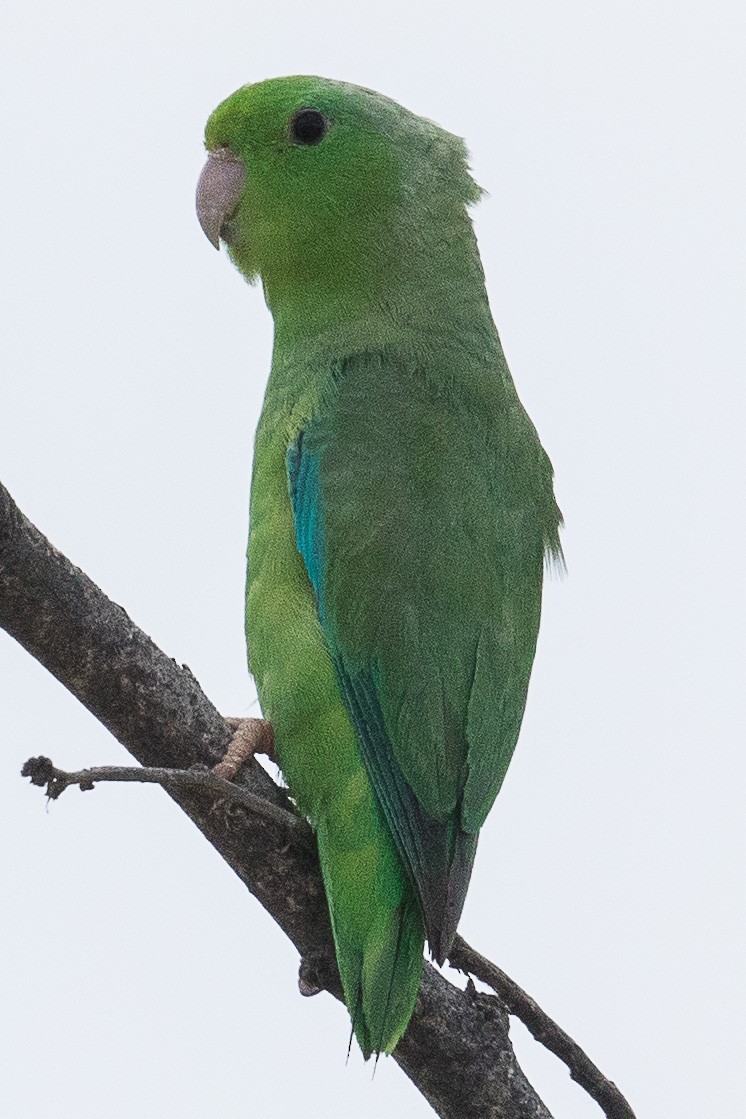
[286,347,561,957]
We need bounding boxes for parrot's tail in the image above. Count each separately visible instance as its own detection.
[315,805,424,1058]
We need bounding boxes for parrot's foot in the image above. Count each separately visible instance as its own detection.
[212,717,276,780]
[298,952,337,998]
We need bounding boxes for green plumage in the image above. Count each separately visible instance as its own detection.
[200,76,562,1056]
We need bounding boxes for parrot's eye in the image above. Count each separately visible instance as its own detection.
[289,108,329,146]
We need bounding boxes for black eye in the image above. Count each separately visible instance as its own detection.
[289,108,329,146]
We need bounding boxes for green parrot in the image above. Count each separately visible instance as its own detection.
[196,76,562,1058]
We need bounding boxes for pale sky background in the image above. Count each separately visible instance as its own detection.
[1,2,744,1117]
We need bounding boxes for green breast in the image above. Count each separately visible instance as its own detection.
[246,384,375,824]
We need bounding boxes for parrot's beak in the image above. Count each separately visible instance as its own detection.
[196,148,246,250]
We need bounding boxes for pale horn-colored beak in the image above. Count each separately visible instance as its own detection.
[196,148,246,250]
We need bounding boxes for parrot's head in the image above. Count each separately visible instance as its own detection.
[197,76,482,318]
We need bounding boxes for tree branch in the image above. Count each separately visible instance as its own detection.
[20,754,305,835]
[449,938,636,1119]
[2,479,635,1119]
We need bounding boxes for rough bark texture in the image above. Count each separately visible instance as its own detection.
[2,480,633,1118]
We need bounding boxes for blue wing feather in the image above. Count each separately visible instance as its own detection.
[287,430,327,616]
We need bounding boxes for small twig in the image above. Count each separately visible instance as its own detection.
[449,936,636,1119]
[21,755,304,836]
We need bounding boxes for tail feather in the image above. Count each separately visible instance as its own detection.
[372,898,409,1056]
[422,827,479,965]
[316,811,424,1058]
[361,890,423,1056]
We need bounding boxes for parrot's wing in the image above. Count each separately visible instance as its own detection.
[287,349,561,960]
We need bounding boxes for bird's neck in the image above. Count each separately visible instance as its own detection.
[265,210,498,361]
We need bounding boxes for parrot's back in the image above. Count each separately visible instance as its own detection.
[246,337,561,1055]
